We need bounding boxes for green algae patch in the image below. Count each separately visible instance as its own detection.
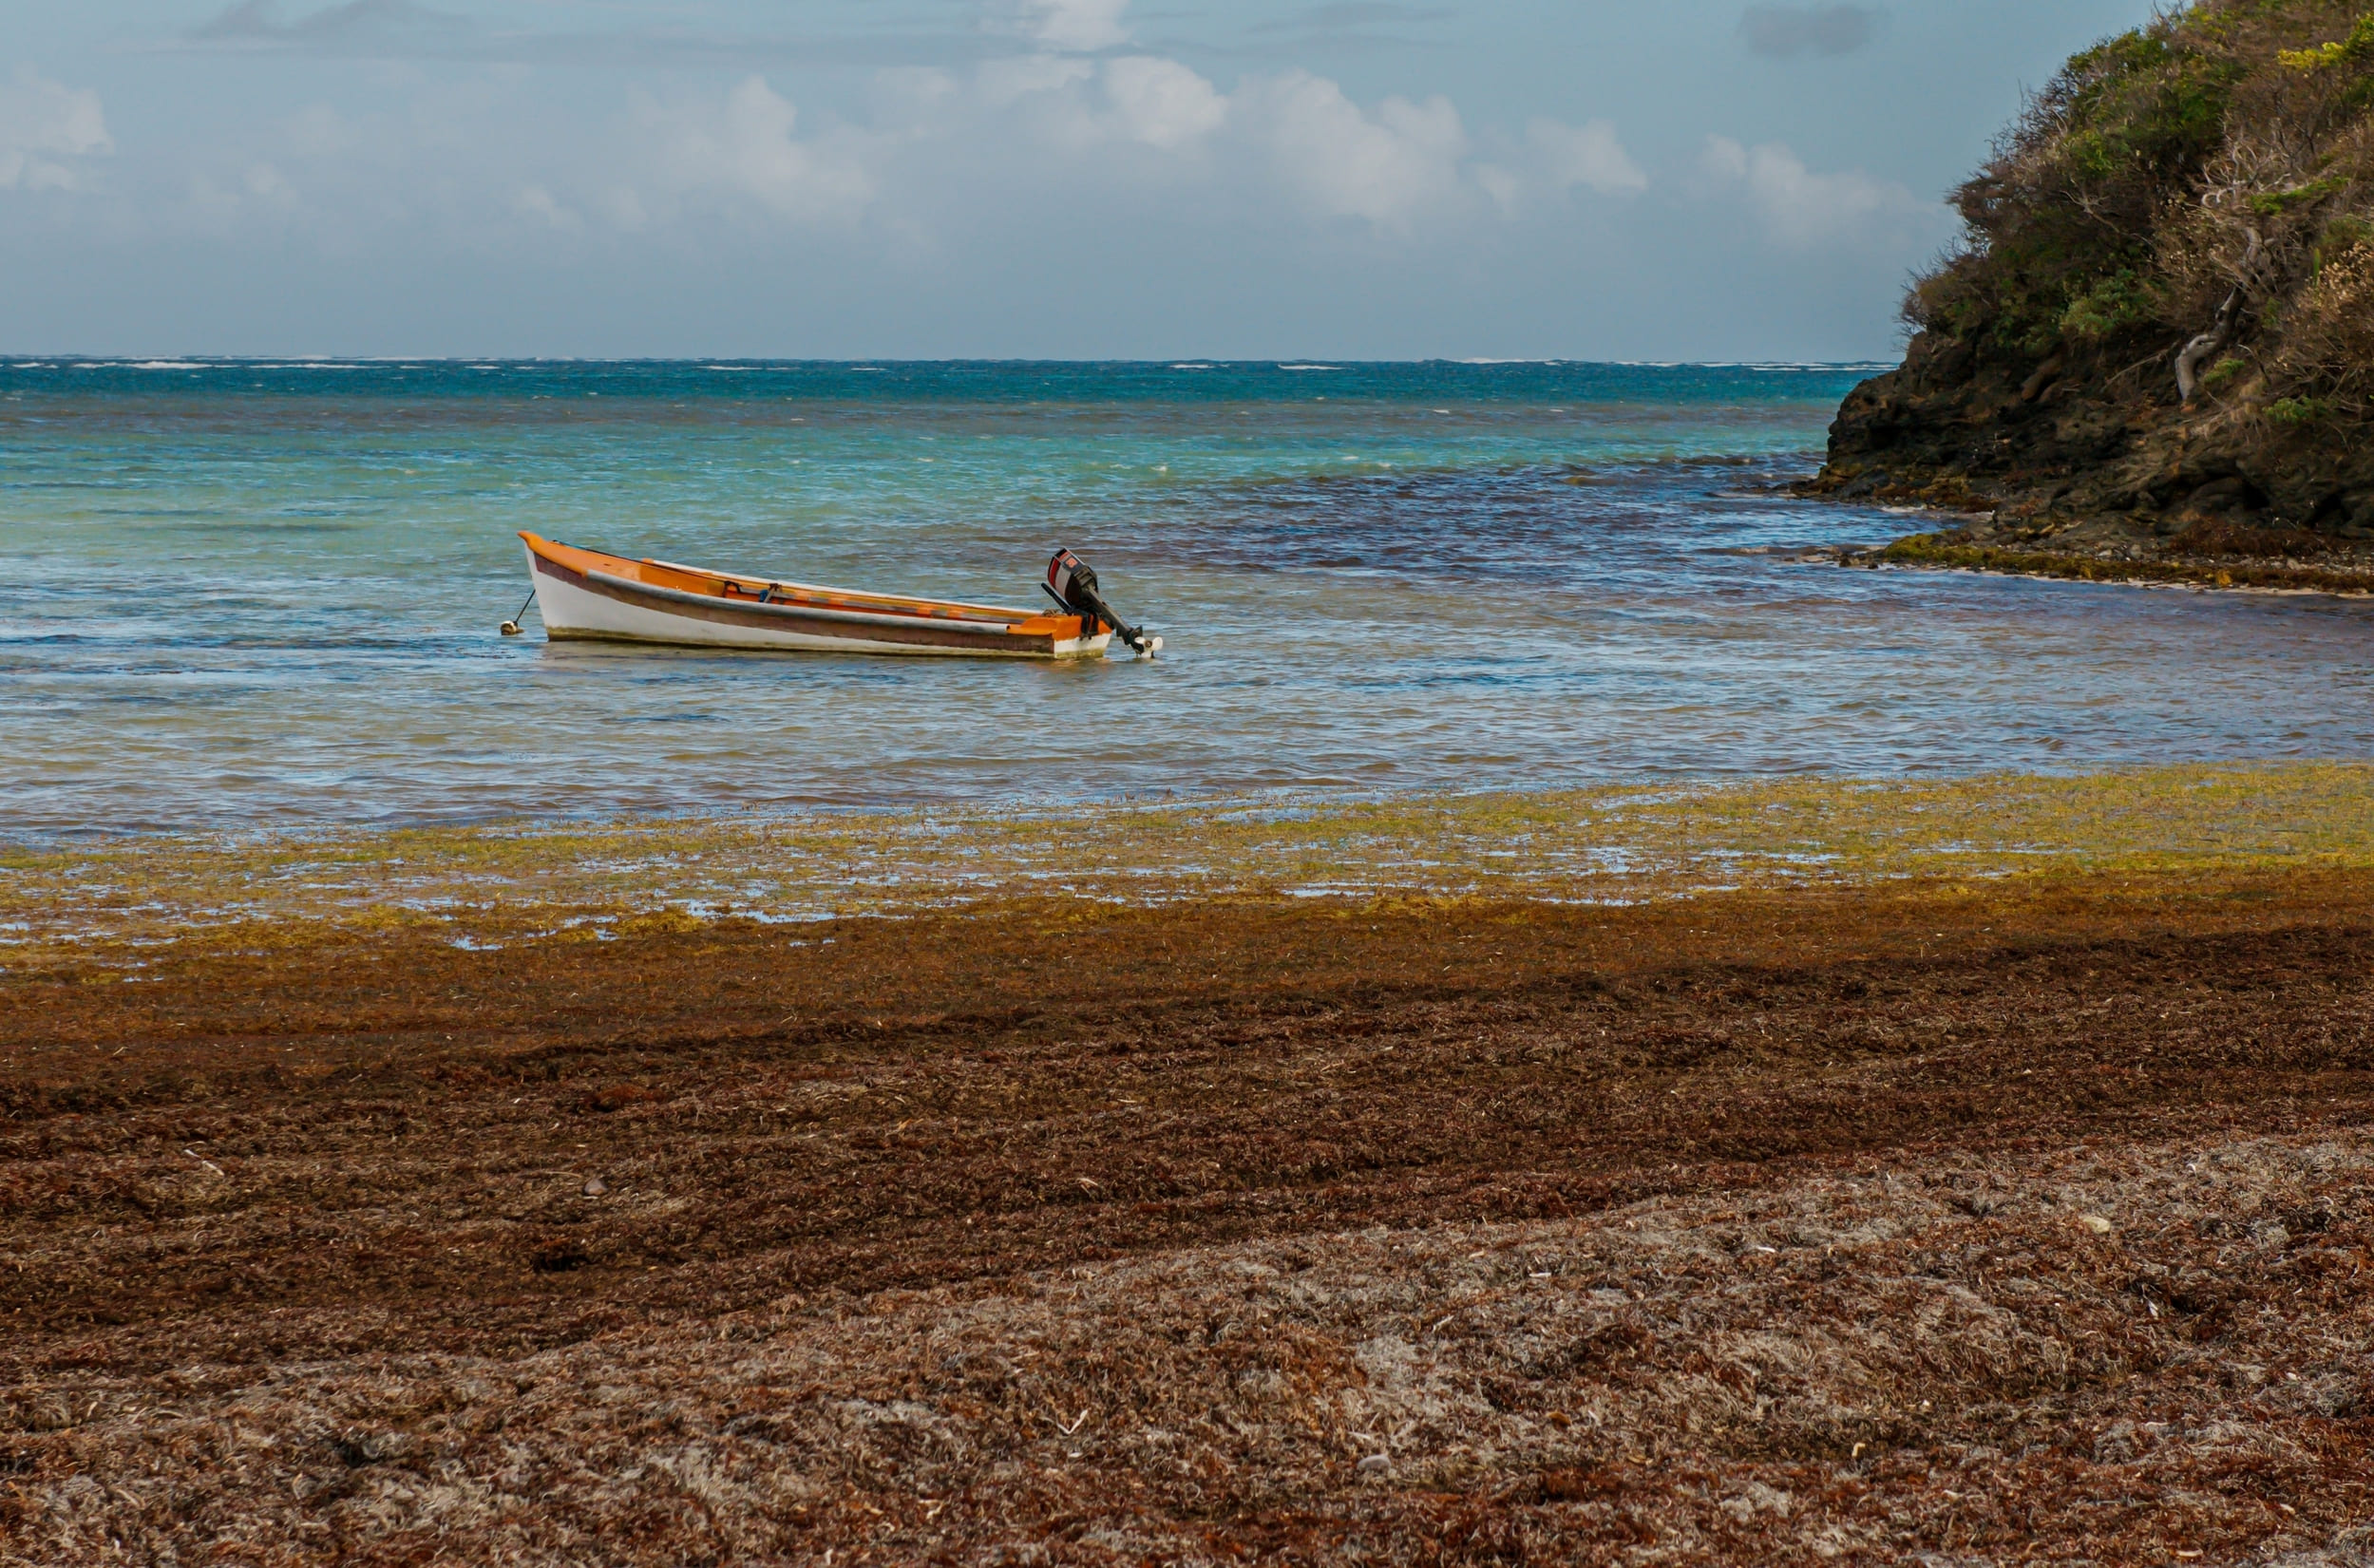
[6,763,2374,961]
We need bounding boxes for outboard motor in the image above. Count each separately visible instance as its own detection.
[1045,549,1161,656]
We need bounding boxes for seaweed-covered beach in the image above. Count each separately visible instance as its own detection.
[4,770,2370,1563]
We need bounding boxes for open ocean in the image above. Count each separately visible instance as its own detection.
[5,358,2373,834]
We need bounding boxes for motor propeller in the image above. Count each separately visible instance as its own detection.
[1045,549,1162,657]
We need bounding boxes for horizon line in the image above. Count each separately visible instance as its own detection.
[2,355,1896,368]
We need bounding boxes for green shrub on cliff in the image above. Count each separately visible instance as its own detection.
[1907,0,2374,419]
[2275,12,2374,68]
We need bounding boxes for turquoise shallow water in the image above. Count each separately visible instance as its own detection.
[5,358,2373,833]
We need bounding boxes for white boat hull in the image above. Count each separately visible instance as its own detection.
[524,541,1112,659]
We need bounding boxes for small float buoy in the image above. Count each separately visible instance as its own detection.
[500,620,522,636]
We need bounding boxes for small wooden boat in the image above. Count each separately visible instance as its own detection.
[513,533,1158,659]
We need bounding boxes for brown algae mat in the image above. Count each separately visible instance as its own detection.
[2,842,2372,1564]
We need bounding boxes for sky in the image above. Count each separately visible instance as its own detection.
[0,0,2155,360]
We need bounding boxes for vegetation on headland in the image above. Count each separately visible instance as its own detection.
[9,764,2374,961]
[1814,1,2374,578]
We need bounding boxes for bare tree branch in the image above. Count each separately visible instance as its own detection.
[2176,225,2265,402]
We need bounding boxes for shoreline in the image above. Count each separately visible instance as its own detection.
[10,763,2374,961]
[1788,477,2374,597]
[1841,529,2374,597]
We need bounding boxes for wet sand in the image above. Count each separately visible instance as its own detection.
[4,866,2371,1563]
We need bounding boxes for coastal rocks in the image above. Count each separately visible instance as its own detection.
[2345,488,2374,539]
[1811,331,2374,590]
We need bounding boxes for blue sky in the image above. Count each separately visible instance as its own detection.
[1,0,2150,359]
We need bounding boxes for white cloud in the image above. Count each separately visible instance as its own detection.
[244,162,295,203]
[1102,57,1226,149]
[0,70,113,192]
[1018,0,1131,53]
[962,53,1476,227]
[1244,69,1467,228]
[600,185,648,232]
[285,103,354,161]
[1702,134,1922,247]
[1473,162,1522,215]
[977,54,1097,109]
[1480,117,1648,214]
[1530,118,1646,197]
[871,67,960,124]
[641,76,881,225]
[118,25,1624,255]
[514,183,582,232]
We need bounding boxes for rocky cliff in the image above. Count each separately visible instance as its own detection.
[1814,1,2374,586]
